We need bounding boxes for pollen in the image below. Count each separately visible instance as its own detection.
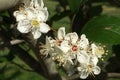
[31,19,39,27]
[96,46,105,55]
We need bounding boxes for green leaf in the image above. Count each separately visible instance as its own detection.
[81,15,120,45]
[67,0,88,13]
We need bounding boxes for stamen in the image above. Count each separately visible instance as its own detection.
[31,19,39,27]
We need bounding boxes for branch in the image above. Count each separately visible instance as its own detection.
[108,73,120,78]
[0,39,24,49]
[10,39,24,45]
[10,45,45,77]
[35,46,63,80]
[67,72,120,80]
[23,33,63,80]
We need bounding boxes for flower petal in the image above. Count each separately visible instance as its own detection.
[32,29,41,39]
[77,51,90,64]
[17,20,31,33]
[58,27,65,40]
[91,43,97,55]
[25,8,35,20]
[79,34,89,50]
[29,0,39,9]
[39,23,50,33]
[34,0,40,8]
[93,66,101,75]
[13,11,26,22]
[30,0,44,9]
[65,32,78,44]
[77,67,82,71]
[40,0,44,8]
[80,70,89,79]
[37,9,49,22]
[29,0,48,22]
[91,55,98,65]
[60,41,70,53]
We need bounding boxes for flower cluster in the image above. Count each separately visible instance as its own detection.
[13,0,50,39]
[13,0,106,79]
[40,27,105,79]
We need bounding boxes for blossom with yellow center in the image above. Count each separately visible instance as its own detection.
[31,19,40,27]
[91,43,105,58]
[13,0,50,39]
[77,52,101,79]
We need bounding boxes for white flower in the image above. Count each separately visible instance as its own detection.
[40,36,54,56]
[65,32,79,57]
[77,51,101,79]
[91,43,105,58]
[13,0,50,39]
[77,63,100,79]
[64,33,89,59]
[53,27,70,53]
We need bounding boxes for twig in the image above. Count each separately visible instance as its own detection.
[108,73,120,78]
[0,39,24,49]
[67,72,120,80]
[10,45,45,77]
[0,27,47,78]
[10,39,24,45]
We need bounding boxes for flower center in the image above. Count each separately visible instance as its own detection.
[72,45,78,51]
[31,19,39,27]
[87,64,93,72]
[88,64,92,68]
